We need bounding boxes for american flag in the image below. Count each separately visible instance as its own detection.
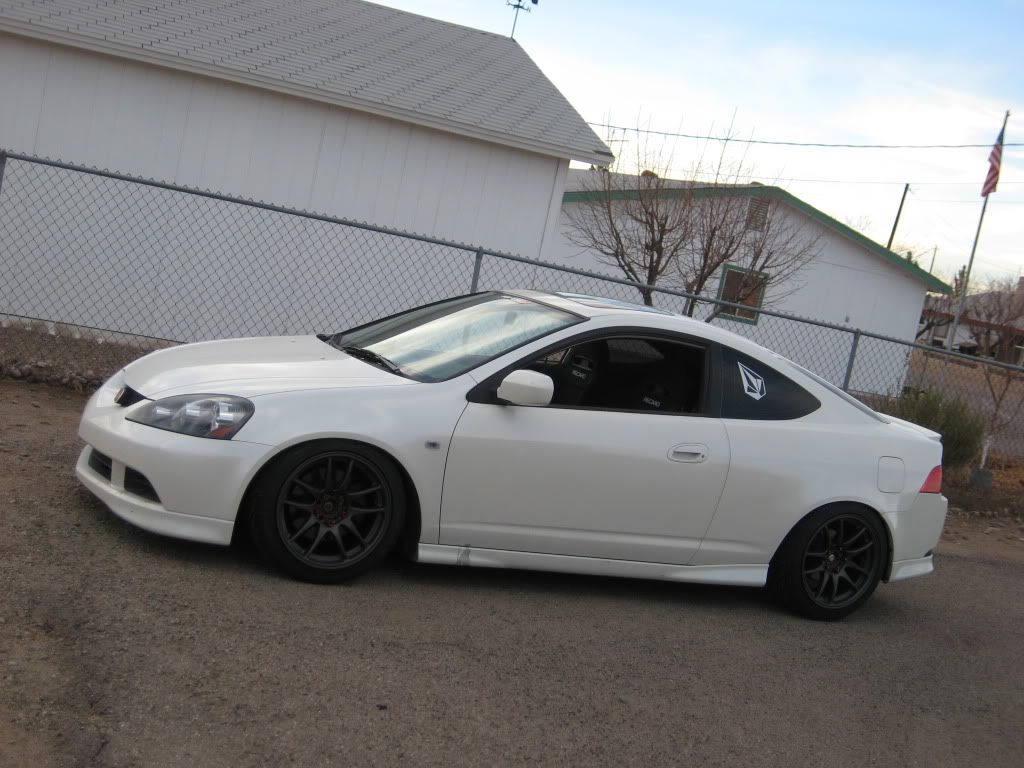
[981,125,1005,197]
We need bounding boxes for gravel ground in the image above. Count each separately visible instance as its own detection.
[1,380,1022,768]
[0,322,171,390]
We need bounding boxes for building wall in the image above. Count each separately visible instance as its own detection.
[0,32,568,259]
[779,220,928,341]
[545,203,930,393]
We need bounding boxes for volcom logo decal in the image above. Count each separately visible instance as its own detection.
[737,362,766,400]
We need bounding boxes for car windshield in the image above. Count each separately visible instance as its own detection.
[326,293,583,382]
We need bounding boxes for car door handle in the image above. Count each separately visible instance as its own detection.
[668,443,708,463]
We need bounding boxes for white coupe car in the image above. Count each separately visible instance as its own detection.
[76,290,946,619]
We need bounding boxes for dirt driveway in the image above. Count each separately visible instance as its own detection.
[1,380,1022,768]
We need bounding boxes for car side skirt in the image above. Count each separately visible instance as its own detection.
[416,544,768,587]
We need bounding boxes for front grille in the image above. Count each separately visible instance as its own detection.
[114,385,146,407]
[87,448,113,480]
[124,468,160,503]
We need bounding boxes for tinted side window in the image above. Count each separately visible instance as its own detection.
[720,346,820,420]
[525,335,707,414]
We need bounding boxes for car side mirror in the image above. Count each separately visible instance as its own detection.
[496,370,554,407]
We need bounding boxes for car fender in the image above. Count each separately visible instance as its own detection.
[234,380,472,544]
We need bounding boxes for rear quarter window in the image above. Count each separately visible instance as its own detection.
[720,346,820,420]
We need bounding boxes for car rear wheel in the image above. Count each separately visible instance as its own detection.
[770,504,887,621]
[249,441,406,583]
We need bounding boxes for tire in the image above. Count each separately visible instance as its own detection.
[248,440,406,584]
[769,504,887,621]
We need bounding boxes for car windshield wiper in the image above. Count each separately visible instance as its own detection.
[316,332,348,349]
[341,345,404,376]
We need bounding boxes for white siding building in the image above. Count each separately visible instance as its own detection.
[545,171,951,392]
[0,0,611,259]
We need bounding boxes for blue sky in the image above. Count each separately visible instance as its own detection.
[377,1,1022,284]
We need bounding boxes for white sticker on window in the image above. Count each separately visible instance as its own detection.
[737,362,767,400]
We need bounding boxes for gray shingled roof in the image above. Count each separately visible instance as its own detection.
[0,0,612,164]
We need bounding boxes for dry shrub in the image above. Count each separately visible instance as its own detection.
[874,391,985,469]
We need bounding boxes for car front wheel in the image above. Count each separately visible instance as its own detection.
[770,504,887,620]
[249,441,406,583]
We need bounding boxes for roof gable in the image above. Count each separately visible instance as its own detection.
[0,0,612,164]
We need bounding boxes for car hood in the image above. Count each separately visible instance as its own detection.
[123,336,413,398]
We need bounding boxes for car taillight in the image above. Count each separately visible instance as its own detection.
[920,465,942,494]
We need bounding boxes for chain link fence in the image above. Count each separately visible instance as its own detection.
[2,150,1023,458]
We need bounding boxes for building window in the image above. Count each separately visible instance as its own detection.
[717,265,767,324]
[745,197,769,231]
[932,322,949,340]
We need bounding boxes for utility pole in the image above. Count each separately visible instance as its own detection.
[507,0,538,39]
[886,182,909,250]
[927,246,938,274]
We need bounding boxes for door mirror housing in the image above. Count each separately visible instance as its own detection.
[496,369,553,407]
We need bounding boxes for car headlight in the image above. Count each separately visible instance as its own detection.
[127,394,254,439]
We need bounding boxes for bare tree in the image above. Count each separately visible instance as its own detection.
[964,276,1024,360]
[887,238,925,262]
[843,214,874,234]
[563,146,820,315]
[563,167,695,306]
[676,186,821,320]
[959,277,1024,467]
[980,363,1024,465]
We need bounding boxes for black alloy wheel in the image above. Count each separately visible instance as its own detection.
[770,504,886,621]
[249,441,406,583]
[801,515,879,610]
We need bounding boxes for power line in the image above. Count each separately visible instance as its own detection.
[603,169,1023,187]
[888,180,1023,186]
[681,171,1023,187]
[744,176,1023,187]
[912,198,1024,204]
[747,176,906,186]
[589,122,1023,150]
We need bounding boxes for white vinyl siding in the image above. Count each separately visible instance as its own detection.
[0,32,568,259]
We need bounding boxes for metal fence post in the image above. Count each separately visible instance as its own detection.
[0,151,7,199]
[470,248,484,292]
[842,331,861,391]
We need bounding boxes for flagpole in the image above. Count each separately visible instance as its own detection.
[946,109,1010,352]
[946,196,990,350]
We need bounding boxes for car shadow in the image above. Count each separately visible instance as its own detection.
[380,557,777,615]
[77,491,830,620]
[76,487,270,576]
[87,515,774,615]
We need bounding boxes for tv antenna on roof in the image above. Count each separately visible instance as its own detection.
[507,0,538,39]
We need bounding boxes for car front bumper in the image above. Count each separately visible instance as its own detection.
[76,383,271,545]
